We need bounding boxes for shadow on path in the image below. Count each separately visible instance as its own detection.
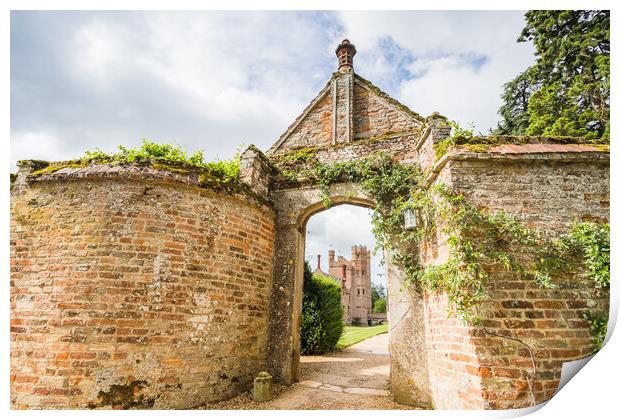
[202,333,417,409]
[266,332,414,409]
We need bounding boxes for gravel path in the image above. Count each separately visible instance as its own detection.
[202,332,416,410]
[348,330,390,355]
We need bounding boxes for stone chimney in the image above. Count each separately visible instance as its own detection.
[328,249,335,268]
[317,254,322,271]
[335,39,356,72]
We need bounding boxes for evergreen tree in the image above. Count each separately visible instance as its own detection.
[300,261,344,355]
[493,70,536,135]
[495,10,609,140]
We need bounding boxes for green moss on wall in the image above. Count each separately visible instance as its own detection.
[30,162,88,176]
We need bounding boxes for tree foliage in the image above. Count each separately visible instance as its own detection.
[495,10,609,140]
[494,70,536,135]
[371,283,386,309]
[373,298,387,314]
[300,262,344,355]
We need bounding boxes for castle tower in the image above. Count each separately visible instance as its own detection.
[349,245,371,325]
[327,245,372,325]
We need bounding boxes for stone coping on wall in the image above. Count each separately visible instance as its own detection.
[268,137,609,191]
[268,129,421,160]
[424,146,610,188]
[459,143,608,154]
[15,159,274,211]
[269,132,606,163]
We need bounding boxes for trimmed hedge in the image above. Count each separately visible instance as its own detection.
[300,262,344,355]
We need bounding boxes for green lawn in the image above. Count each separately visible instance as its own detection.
[336,324,388,349]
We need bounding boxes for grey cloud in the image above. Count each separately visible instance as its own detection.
[10,11,342,168]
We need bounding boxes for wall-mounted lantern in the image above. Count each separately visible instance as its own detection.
[404,208,417,229]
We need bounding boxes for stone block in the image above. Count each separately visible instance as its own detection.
[253,371,273,402]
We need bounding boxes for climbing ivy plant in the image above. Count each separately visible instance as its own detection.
[582,311,609,350]
[281,151,610,346]
[408,186,610,326]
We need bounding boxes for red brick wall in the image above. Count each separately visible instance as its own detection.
[424,293,485,409]
[421,156,609,409]
[353,82,419,140]
[10,175,275,409]
[414,167,485,409]
[281,91,333,149]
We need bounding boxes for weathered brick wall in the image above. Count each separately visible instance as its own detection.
[269,74,424,154]
[278,132,421,164]
[417,154,610,409]
[10,170,275,409]
[415,113,451,174]
[447,156,609,409]
[276,90,333,150]
[335,72,353,143]
[412,165,486,409]
[424,293,485,409]
[268,133,421,191]
[353,81,421,140]
[240,145,277,197]
[389,151,610,410]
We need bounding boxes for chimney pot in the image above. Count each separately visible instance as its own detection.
[328,249,335,267]
[335,39,356,72]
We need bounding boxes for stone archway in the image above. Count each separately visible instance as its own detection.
[293,196,375,384]
[260,180,434,408]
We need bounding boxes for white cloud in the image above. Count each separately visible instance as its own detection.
[11,131,70,164]
[399,56,500,131]
[338,10,535,130]
[305,205,386,287]
[11,11,536,167]
[11,11,340,168]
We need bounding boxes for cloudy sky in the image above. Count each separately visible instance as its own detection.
[11,11,536,286]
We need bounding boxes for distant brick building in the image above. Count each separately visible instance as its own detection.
[314,245,372,325]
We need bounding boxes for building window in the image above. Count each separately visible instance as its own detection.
[357,289,360,295]
[362,289,365,295]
